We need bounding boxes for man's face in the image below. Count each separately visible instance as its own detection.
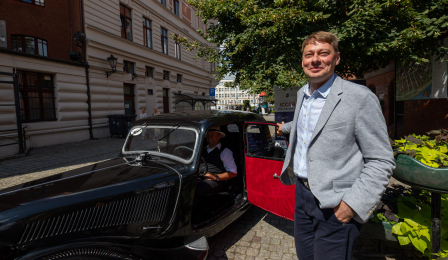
[206,131,222,148]
[302,41,340,85]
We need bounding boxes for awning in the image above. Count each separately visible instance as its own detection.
[173,93,217,112]
[173,93,217,102]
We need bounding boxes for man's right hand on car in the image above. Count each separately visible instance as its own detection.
[277,121,285,136]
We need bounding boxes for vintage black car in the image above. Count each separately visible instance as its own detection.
[0,111,296,260]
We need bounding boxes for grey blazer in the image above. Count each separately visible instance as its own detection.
[280,76,395,223]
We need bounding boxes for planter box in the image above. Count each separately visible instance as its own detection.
[394,154,448,193]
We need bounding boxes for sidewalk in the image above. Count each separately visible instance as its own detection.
[0,137,124,189]
[0,135,423,260]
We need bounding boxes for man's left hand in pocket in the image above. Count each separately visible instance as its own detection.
[334,200,355,223]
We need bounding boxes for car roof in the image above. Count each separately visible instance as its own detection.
[134,110,266,129]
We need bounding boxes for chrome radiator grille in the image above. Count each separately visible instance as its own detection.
[43,248,135,260]
[19,187,170,243]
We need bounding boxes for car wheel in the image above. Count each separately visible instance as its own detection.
[41,248,136,260]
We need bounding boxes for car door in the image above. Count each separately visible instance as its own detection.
[243,122,295,220]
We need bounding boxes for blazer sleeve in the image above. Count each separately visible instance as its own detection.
[282,121,294,134]
[341,91,396,223]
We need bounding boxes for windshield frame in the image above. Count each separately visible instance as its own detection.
[121,125,200,164]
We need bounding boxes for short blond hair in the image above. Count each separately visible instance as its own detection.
[301,31,339,54]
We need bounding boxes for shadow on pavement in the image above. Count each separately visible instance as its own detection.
[207,206,296,260]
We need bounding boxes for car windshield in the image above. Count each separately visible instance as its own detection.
[123,125,198,162]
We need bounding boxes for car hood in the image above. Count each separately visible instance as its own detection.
[0,157,185,248]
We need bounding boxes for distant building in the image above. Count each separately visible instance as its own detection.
[214,77,258,110]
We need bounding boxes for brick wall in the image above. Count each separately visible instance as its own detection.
[366,67,448,138]
[0,0,82,61]
[401,99,448,137]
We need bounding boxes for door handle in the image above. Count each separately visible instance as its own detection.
[273,173,280,179]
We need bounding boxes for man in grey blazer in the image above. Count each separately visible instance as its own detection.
[277,31,395,259]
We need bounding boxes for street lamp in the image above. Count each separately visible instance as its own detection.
[69,31,87,63]
[132,73,138,81]
[106,55,118,78]
[74,31,86,43]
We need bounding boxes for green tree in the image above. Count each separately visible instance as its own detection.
[177,0,448,92]
[243,100,251,108]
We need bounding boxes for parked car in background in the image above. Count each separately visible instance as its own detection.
[252,103,270,115]
[0,111,295,260]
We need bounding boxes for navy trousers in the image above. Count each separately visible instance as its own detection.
[294,180,362,260]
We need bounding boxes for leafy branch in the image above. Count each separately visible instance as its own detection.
[179,0,448,93]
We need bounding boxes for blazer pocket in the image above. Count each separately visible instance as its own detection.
[333,180,355,192]
[325,122,347,130]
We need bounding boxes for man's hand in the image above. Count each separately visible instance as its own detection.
[277,121,285,136]
[204,172,217,181]
[334,200,355,223]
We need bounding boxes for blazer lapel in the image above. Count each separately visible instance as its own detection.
[289,88,305,145]
[294,89,305,124]
[309,76,343,143]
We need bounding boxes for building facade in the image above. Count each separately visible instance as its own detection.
[84,0,217,124]
[364,59,448,138]
[0,0,86,157]
[0,0,216,158]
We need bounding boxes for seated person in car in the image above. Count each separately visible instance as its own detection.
[196,126,237,197]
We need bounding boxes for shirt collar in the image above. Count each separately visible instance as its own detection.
[208,142,221,151]
[303,73,336,98]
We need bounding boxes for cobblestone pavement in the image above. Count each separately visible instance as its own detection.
[0,134,424,260]
[207,206,423,260]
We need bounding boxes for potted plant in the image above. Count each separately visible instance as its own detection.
[370,130,448,259]
[393,131,448,192]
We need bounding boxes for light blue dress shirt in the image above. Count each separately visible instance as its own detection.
[294,73,336,179]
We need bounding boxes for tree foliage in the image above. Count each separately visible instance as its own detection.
[177,0,448,93]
